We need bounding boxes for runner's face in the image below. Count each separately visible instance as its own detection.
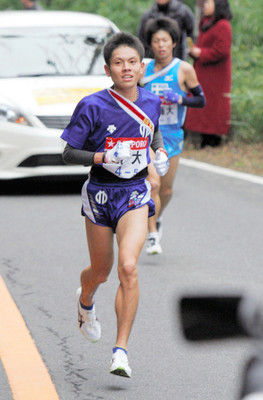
[105,46,144,91]
[151,30,175,62]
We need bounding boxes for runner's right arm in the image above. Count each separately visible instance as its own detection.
[62,144,98,166]
[63,141,132,166]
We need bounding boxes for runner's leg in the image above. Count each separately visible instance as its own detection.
[159,155,179,217]
[114,205,148,349]
[147,148,161,233]
[80,217,114,307]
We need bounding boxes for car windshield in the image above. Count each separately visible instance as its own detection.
[0,26,114,78]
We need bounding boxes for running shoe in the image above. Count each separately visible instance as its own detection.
[110,348,131,378]
[156,216,163,240]
[146,232,162,255]
[76,287,101,342]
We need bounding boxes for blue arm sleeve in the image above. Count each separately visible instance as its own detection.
[182,85,206,108]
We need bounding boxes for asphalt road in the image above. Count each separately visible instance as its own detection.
[1,163,263,400]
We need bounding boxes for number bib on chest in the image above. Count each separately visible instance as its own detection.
[160,102,178,125]
[103,137,149,179]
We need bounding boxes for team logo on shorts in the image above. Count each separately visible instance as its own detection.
[95,190,108,205]
[128,191,144,208]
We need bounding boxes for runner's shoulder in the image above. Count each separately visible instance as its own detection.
[179,60,194,74]
[139,86,161,105]
[74,89,110,115]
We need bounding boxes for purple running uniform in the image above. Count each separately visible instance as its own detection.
[81,176,154,232]
[61,86,161,230]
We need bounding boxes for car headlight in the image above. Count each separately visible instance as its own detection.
[0,104,29,125]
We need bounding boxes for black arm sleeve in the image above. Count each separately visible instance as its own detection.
[182,85,206,108]
[150,129,165,152]
[62,143,95,166]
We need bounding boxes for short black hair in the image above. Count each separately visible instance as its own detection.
[214,0,233,21]
[145,17,180,47]
[103,32,145,66]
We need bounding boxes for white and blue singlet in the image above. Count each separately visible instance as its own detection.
[143,58,187,158]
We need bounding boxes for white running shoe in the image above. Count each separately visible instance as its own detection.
[76,287,101,342]
[110,348,132,378]
[146,232,162,255]
[156,216,163,240]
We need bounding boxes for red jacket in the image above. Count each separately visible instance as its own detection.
[185,18,232,135]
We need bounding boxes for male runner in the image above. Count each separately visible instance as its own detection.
[61,32,169,378]
[141,17,205,255]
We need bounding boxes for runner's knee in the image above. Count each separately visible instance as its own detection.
[160,186,173,199]
[118,261,138,288]
[83,262,113,285]
[148,175,160,196]
[94,272,109,284]
[94,261,114,283]
[150,177,161,194]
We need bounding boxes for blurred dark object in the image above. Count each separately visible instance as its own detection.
[179,294,263,400]
[201,134,222,148]
[240,350,263,399]
[179,296,248,340]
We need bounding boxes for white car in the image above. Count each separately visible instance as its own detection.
[0,10,118,179]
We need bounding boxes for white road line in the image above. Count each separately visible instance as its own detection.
[180,158,263,185]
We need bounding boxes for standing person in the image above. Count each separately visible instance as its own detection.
[138,0,194,60]
[185,0,233,148]
[21,0,43,10]
[141,17,205,254]
[61,32,169,378]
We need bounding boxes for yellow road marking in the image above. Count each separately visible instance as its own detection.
[0,276,59,400]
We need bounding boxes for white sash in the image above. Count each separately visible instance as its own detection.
[107,88,154,141]
[103,88,154,179]
[140,58,180,85]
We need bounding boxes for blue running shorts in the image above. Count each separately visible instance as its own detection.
[81,176,155,232]
[162,128,184,159]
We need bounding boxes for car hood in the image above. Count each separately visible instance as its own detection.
[0,75,113,116]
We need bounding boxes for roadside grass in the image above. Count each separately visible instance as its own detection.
[182,141,263,176]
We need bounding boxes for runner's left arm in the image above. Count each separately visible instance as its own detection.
[162,62,206,108]
[150,129,165,152]
[151,129,169,176]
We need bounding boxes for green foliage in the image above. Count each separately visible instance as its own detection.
[49,0,153,34]
[184,0,195,10]
[0,0,262,141]
[230,0,263,141]
[0,0,21,9]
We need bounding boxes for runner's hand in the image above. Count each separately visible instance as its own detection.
[162,89,182,104]
[104,141,133,164]
[153,148,169,176]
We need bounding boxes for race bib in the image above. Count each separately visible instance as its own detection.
[103,137,149,179]
[160,101,178,125]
